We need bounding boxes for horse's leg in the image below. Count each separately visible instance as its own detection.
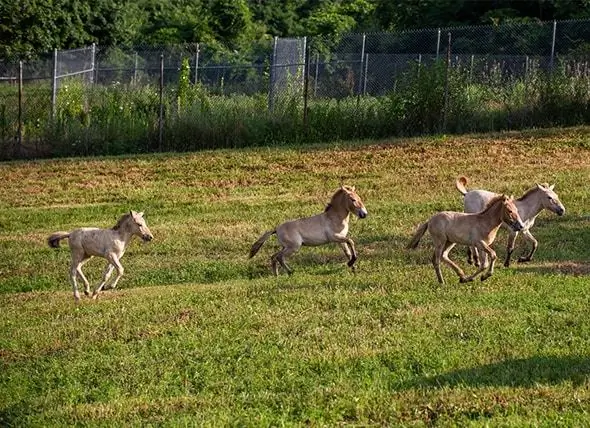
[466,246,474,265]
[93,256,123,299]
[517,230,537,263]
[337,238,357,268]
[472,246,481,267]
[504,231,519,267]
[439,243,468,283]
[463,243,493,281]
[432,243,445,285]
[69,258,82,302]
[479,243,497,281]
[271,245,298,276]
[77,257,92,296]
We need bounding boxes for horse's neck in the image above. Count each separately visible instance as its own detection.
[516,191,543,220]
[113,224,135,246]
[325,203,350,225]
[478,200,505,229]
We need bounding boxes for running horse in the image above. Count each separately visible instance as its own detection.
[48,211,153,301]
[456,176,565,267]
[249,185,368,275]
[406,195,524,284]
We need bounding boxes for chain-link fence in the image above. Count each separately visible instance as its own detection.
[1,19,590,159]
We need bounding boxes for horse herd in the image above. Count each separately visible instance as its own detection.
[47,177,565,302]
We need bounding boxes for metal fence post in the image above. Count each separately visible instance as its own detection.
[550,20,557,72]
[51,48,58,118]
[194,43,200,85]
[158,54,164,151]
[268,36,279,111]
[442,32,451,132]
[268,36,278,111]
[436,28,442,60]
[90,43,96,84]
[17,60,23,157]
[303,39,310,128]
[358,33,366,96]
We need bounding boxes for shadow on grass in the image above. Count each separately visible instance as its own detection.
[400,355,590,389]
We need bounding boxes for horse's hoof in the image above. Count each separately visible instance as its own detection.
[459,277,469,283]
[91,293,99,300]
[481,275,491,281]
[517,257,531,263]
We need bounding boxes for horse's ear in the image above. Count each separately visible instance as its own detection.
[137,212,144,217]
[549,184,555,190]
[351,185,356,192]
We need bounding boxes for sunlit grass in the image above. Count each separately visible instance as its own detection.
[2,127,590,425]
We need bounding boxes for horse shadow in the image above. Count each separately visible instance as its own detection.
[398,354,590,390]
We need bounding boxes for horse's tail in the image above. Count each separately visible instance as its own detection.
[406,222,428,249]
[455,176,469,196]
[249,229,276,258]
[48,231,70,248]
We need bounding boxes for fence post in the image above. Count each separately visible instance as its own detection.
[51,48,58,118]
[90,43,96,84]
[158,54,164,151]
[17,60,23,158]
[436,28,442,60]
[550,20,557,72]
[268,36,278,111]
[442,32,451,132]
[358,33,366,96]
[303,38,310,128]
[194,43,200,84]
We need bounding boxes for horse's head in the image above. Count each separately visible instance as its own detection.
[536,183,565,216]
[501,195,525,232]
[340,185,368,219]
[130,211,154,242]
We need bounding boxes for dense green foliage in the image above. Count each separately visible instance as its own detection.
[2,128,590,424]
[2,0,590,57]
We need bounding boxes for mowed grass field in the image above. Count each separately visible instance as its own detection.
[2,127,590,426]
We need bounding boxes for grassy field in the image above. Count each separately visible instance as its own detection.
[2,127,590,426]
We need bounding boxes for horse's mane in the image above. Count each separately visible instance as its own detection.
[112,213,132,230]
[325,186,354,212]
[517,184,549,201]
[481,195,507,213]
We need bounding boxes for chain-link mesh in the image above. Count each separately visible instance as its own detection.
[1,19,590,159]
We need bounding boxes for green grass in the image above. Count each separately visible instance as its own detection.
[2,127,590,425]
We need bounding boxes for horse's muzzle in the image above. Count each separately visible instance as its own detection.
[556,207,565,216]
[357,208,368,219]
[511,220,524,232]
[142,234,153,242]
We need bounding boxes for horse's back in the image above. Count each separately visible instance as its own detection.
[276,214,334,247]
[429,211,481,244]
[463,189,498,213]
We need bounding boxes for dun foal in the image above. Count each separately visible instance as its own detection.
[407,195,524,284]
[48,211,153,301]
[456,176,565,267]
[249,186,368,275]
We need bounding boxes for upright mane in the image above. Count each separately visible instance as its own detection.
[481,195,507,213]
[325,186,354,212]
[517,184,548,201]
[112,213,132,230]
